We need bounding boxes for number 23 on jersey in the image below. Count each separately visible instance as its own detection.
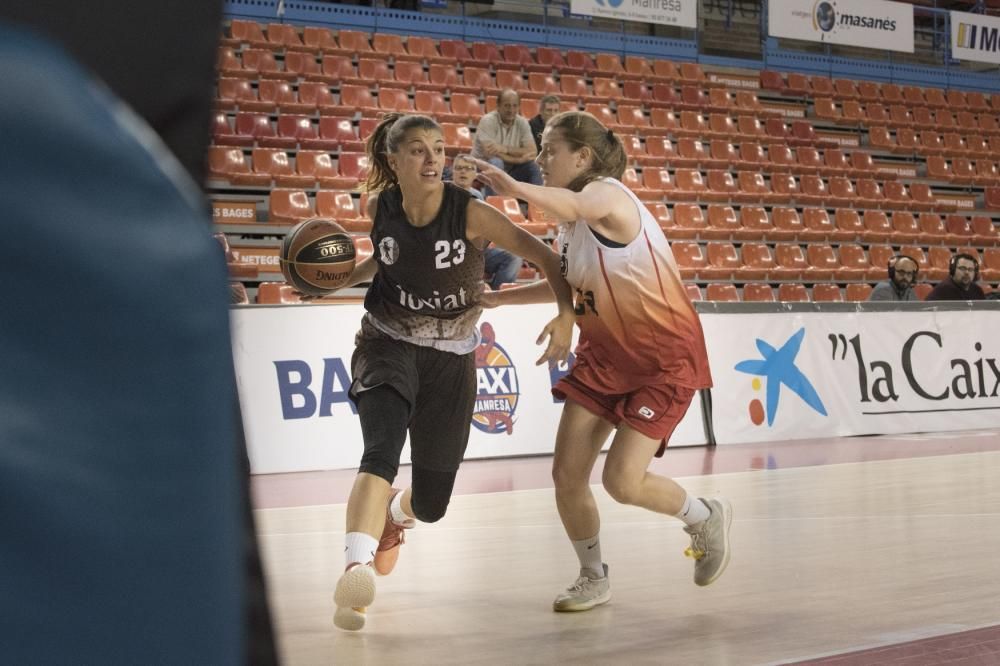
[434,239,466,269]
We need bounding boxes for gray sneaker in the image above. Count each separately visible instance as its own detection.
[683,497,733,586]
[552,564,611,612]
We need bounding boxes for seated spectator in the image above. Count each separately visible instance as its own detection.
[472,88,541,195]
[448,155,522,290]
[868,255,919,301]
[529,94,561,152]
[448,154,485,200]
[925,254,986,301]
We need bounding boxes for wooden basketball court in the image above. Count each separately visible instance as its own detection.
[252,429,1000,665]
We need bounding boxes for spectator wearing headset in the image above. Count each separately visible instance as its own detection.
[868,255,919,301]
[925,253,986,301]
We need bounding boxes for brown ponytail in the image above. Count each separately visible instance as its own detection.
[546,111,627,192]
[363,113,443,192]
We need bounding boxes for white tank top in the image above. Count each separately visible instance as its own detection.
[557,178,712,390]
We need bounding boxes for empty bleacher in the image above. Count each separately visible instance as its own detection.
[210,19,1000,304]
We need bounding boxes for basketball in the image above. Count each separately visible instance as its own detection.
[279,218,357,296]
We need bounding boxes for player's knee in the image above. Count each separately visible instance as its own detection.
[602,469,640,505]
[552,462,583,493]
[410,467,457,523]
[411,494,449,523]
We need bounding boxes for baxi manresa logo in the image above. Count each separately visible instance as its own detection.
[472,322,519,435]
[814,1,836,32]
[595,0,625,7]
[734,327,827,426]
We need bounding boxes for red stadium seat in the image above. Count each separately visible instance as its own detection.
[805,243,839,281]
[672,241,708,279]
[207,146,269,186]
[971,216,1000,246]
[769,206,803,240]
[298,82,338,115]
[801,207,834,241]
[486,196,526,224]
[743,282,774,303]
[702,242,741,280]
[739,242,777,279]
[845,283,873,302]
[778,283,809,302]
[296,151,341,189]
[886,211,919,244]
[836,244,869,281]
[671,203,707,239]
[860,210,893,243]
[269,189,315,224]
[735,207,773,241]
[831,208,864,242]
[812,284,843,302]
[704,205,741,240]
[866,245,896,281]
[254,148,313,188]
[242,48,294,81]
[228,19,269,48]
[705,284,740,302]
[773,243,809,279]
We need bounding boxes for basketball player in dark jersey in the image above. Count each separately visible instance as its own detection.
[332,113,576,631]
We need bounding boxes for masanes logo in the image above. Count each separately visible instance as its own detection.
[814,1,836,31]
[472,322,519,435]
[734,327,827,426]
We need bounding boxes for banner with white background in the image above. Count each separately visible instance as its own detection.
[951,9,1000,65]
[769,0,914,53]
[232,304,706,474]
[703,309,1000,444]
[570,0,697,29]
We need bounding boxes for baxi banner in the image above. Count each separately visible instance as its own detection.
[702,308,1000,445]
[768,0,914,53]
[569,0,697,29]
[231,304,707,474]
[951,10,1000,65]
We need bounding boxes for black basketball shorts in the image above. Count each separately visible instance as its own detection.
[349,327,476,473]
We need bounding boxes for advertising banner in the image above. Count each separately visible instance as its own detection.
[232,304,706,474]
[768,0,914,53]
[702,309,1000,444]
[951,10,1000,65]
[570,0,697,29]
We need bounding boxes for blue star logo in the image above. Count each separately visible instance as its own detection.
[734,328,827,426]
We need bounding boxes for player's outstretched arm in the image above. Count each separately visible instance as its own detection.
[467,199,574,364]
[466,156,617,224]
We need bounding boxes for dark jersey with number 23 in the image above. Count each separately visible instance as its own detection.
[363,182,485,352]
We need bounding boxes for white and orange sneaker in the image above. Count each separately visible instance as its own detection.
[373,488,415,576]
[333,563,376,631]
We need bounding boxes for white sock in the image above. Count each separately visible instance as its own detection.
[675,494,711,527]
[390,490,414,525]
[571,535,604,578]
[344,532,378,567]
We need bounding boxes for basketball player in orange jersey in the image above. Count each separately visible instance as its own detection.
[331,113,576,631]
[469,111,732,612]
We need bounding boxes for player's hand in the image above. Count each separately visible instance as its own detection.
[535,311,574,366]
[463,155,523,199]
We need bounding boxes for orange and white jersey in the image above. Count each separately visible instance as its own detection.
[557,177,712,392]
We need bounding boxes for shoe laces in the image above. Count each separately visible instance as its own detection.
[684,528,707,561]
[566,575,596,593]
